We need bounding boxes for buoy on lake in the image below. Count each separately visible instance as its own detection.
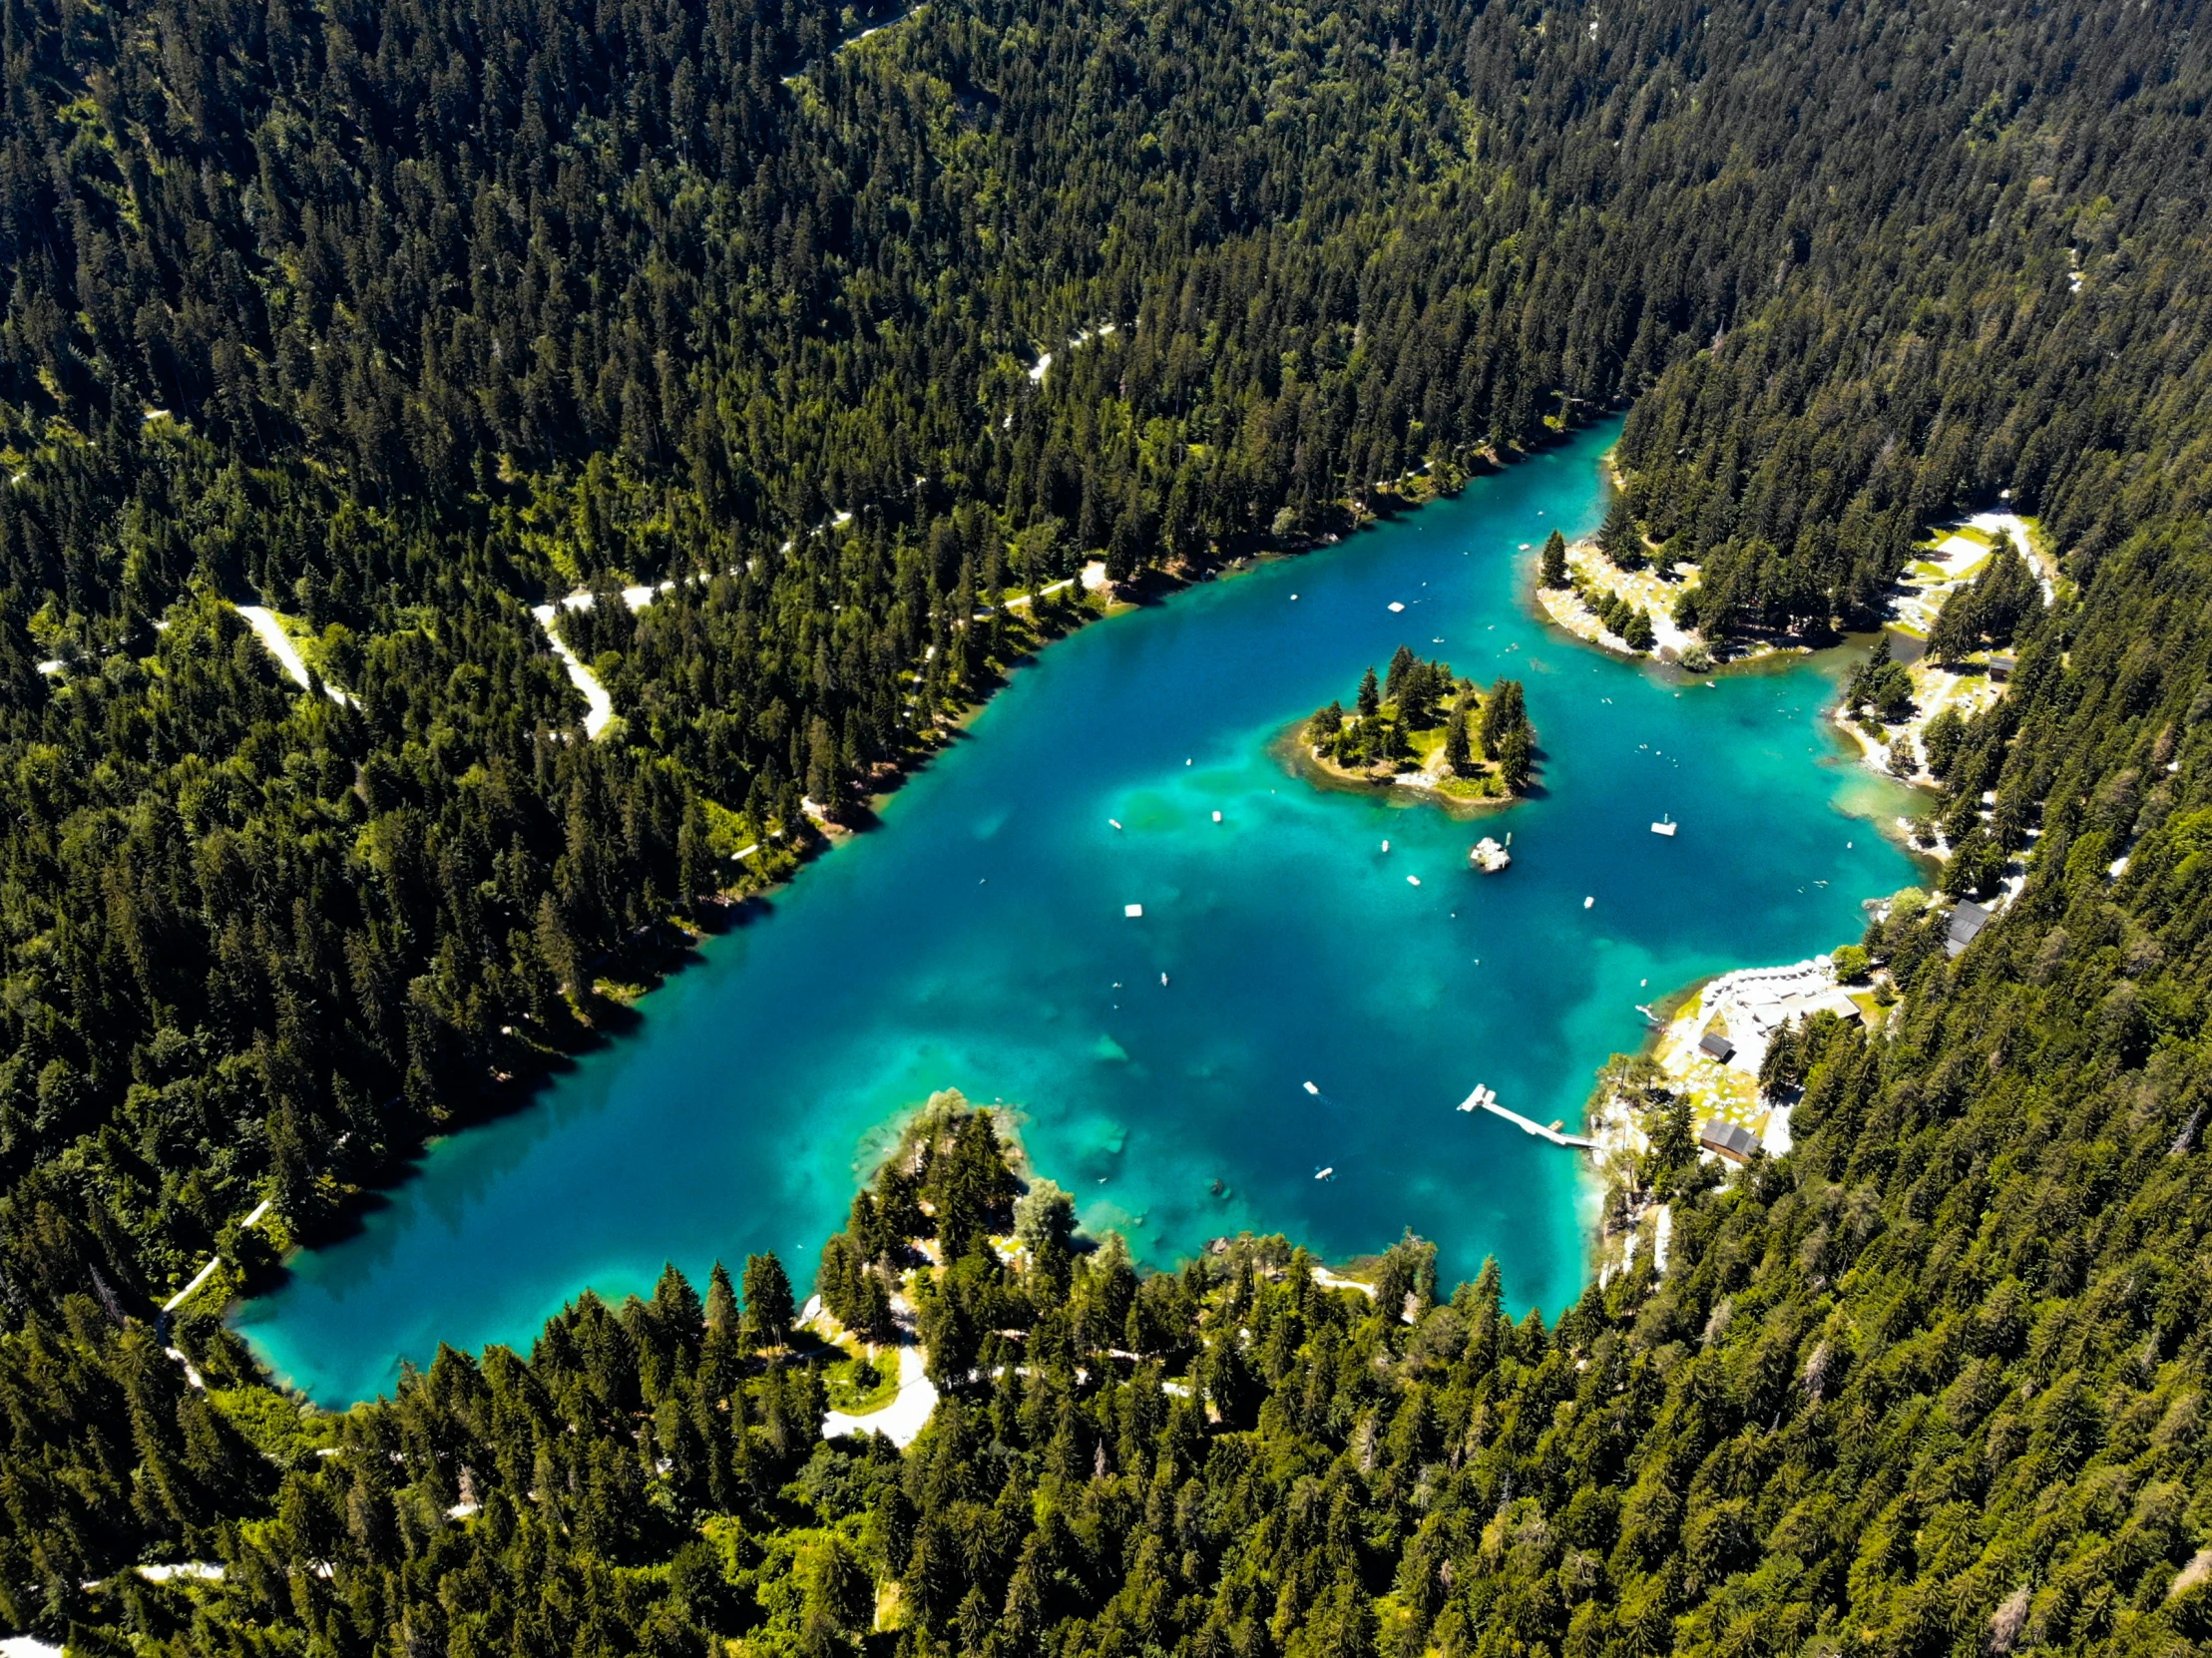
[1303,1081,1320,1095]
[1583,896,1594,909]
[1124,903,1143,918]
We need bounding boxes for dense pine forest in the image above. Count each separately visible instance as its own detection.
[2,0,2211,1650]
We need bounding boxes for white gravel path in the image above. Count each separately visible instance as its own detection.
[529,603,615,737]
[820,1344,939,1447]
[235,606,357,706]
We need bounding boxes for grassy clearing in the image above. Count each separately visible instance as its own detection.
[822,1349,900,1416]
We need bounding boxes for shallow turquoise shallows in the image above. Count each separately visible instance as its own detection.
[236,422,1919,1405]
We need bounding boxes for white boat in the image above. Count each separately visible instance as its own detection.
[1211,810,1222,822]
[1124,903,1143,918]
[1109,819,1122,829]
[1470,837,1511,872]
[1583,895,1594,909]
[1159,973,1168,986]
[1314,1166,1334,1180]
[1407,875,1422,886]
[1651,817,1677,837]
[1303,1081,1320,1095]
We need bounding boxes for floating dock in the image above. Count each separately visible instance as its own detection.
[1461,1089,1599,1150]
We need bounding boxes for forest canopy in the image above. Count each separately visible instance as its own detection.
[1,0,2211,1653]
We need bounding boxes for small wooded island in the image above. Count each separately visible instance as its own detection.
[1298,645,1536,805]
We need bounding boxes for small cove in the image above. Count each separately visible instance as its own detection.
[236,421,1921,1406]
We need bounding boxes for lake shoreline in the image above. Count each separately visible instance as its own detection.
[1271,721,1530,818]
[239,416,1918,1406]
[224,424,1619,1373]
[1518,572,1917,1279]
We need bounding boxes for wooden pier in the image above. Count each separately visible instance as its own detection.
[1462,1090,1600,1150]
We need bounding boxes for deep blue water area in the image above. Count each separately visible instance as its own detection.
[236,422,1918,1405]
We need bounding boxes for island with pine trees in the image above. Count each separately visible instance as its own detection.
[1292,645,1536,806]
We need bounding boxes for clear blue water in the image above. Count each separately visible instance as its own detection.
[236,422,1918,1405]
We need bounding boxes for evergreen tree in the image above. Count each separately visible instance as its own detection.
[1540,530,1569,588]
[705,1262,739,1334]
[1479,678,1528,753]
[1598,495,1645,571]
[1384,644,1419,703]
[741,1254,794,1351]
[1442,712,1471,774]
[1497,725,1533,794]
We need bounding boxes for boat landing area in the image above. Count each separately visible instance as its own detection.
[1461,1089,1599,1150]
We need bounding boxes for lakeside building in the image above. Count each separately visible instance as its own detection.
[1947,900,1992,957]
[1698,1119,1760,1163]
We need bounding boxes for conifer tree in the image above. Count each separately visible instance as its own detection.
[741,1254,793,1352]
[1540,529,1568,588]
[1497,725,1533,794]
[1598,495,1645,571]
[1384,643,1419,703]
[1442,712,1472,774]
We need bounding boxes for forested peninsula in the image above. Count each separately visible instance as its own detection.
[5,0,2212,1653]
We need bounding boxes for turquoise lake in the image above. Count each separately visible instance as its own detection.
[236,422,1920,1405]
